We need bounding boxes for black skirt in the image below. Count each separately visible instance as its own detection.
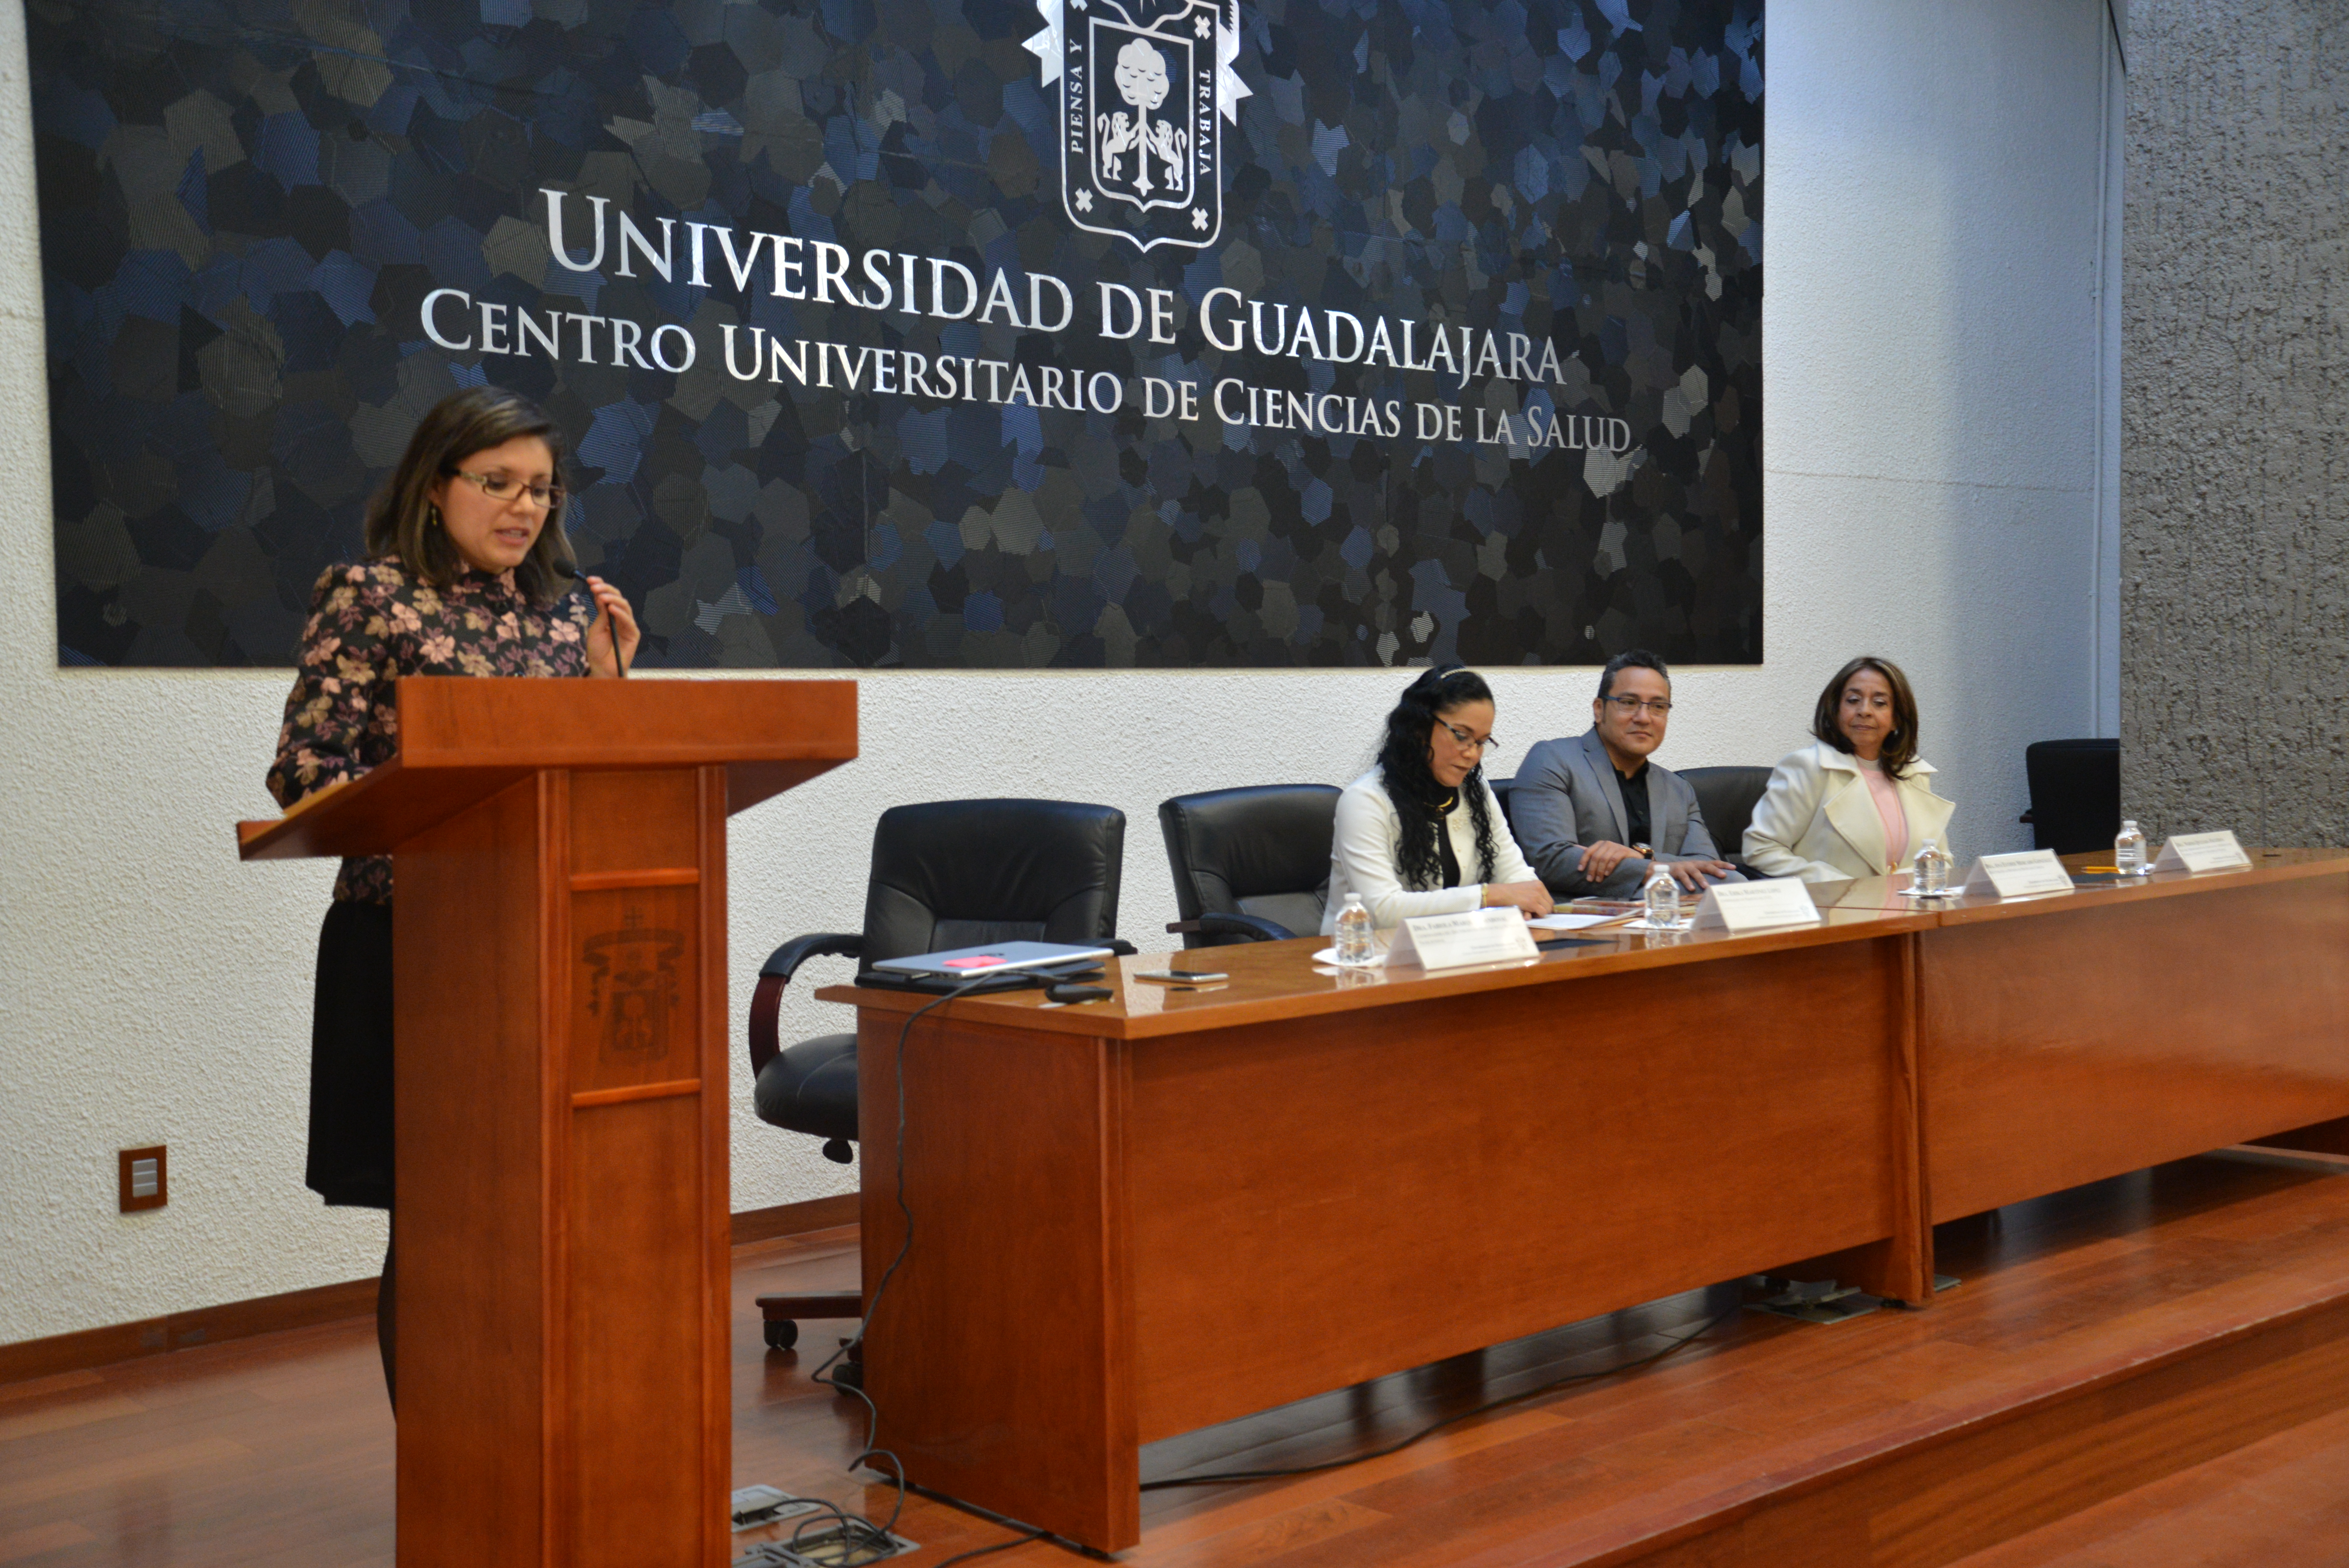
[308,899,394,1209]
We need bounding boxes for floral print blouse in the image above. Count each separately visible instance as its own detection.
[268,554,597,903]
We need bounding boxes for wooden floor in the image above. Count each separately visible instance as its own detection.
[7,1147,2349,1567]
[1952,1399,2349,1567]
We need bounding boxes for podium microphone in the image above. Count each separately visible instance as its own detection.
[555,561,626,679]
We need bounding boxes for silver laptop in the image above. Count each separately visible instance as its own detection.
[868,941,1114,980]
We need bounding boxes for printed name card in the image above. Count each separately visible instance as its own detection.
[2152,830,2253,874]
[1960,849,2076,898]
[1691,879,1823,934]
[1388,907,1542,970]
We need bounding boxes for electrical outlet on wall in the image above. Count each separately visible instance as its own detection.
[119,1146,166,1213]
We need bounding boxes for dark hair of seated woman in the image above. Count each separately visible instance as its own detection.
[1375,664,1501,891]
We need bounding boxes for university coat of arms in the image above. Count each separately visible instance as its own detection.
[581,912,685,1064]
[1025,0,1249,251]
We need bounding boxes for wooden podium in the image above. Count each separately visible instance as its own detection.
[239,677,857,1568]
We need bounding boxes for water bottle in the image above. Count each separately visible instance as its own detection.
[1912,838,1952,896]
[1334,893,1375,965]
[1641,862,1682,928]
[2116,819,2147,876]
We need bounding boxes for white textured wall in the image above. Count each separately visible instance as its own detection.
[0,0,2121,1347]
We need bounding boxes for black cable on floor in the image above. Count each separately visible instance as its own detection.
[808,973,1000,1425]
[928,1526,1051,1567]
[732,1481,902,1568]
[757,975,1004,1566]
[1139,1299,1744,1490]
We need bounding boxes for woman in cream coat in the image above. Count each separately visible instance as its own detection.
[1745,657,1955,882]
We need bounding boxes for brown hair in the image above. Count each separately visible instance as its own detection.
[1812,656,1922,780]
[363,385,577,605]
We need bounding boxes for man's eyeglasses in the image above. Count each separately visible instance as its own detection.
[1600,695,1674,716]
[1437,718,1499,754]
[446,468,566,511]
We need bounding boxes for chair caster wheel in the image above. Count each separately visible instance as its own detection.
[762,1318,798,1351]
[831,1357,863,1392]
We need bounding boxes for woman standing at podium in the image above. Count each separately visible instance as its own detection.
[1325,665,1554,931]
[265,386,639,1405]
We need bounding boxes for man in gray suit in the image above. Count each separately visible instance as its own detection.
[1510,650,1741,898]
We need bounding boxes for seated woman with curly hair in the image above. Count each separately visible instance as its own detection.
[1323,665,1554,932]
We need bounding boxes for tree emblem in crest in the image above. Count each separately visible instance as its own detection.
[1025,0,1249,251]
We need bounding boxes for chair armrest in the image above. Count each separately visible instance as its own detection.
[760,933,863,982]
[749,934,863,1076]
[1166,911,1296,943]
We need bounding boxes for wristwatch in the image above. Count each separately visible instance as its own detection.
[1630,843,1652,860]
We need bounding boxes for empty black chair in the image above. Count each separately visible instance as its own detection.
[2022,738,2120,855]
[1680,765,1774,878]
[1160,784,1340,946]
[747,798,1126,1355]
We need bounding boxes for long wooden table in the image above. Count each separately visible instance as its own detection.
[816,850,2349,1550]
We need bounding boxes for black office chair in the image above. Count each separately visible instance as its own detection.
[2021,738,2120,855]
[1681,765,1774,879]
[1160,784,1340,945]
[1486,773,1517,825]
[746,798,1126,1359]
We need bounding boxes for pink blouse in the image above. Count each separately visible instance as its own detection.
[1856,758,1907,869]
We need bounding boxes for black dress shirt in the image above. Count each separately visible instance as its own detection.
[1615,762,1652,851]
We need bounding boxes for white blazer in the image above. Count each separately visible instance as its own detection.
[1323,769,1541,932]
[1743,742,1957,882]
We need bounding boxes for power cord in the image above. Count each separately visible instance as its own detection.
[822,959,1112,1416]
[771,971,1046,1566]
[876,1476,1088,1564]
[929,1527,1051,1566]
[1138,1298,1744,1490]
[732,1478,905,1566]
[813,970,1007,1407]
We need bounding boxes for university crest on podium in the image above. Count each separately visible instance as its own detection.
[581,911,684,1065]
[1026,0,1250,252]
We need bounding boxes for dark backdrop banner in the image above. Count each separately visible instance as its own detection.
[34,0,1761,670]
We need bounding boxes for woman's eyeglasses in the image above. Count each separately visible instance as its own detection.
[446,468,565,510]
[1436,719,1498,754]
